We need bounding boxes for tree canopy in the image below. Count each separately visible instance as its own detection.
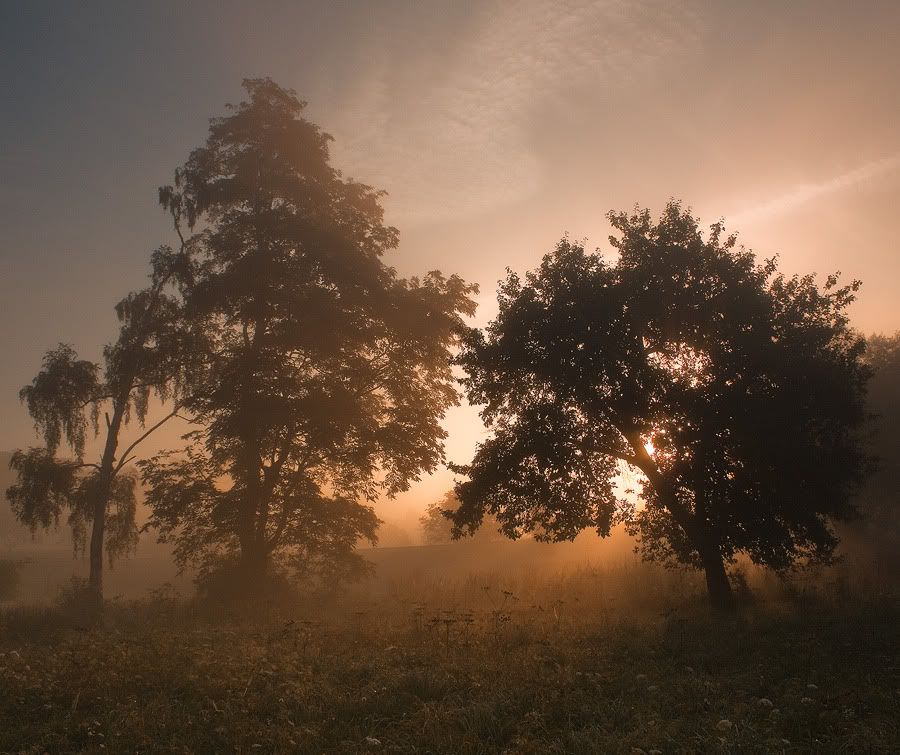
[450,201,872,609]
[142,79,478,588]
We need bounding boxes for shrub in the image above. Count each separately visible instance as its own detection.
[0,559,19,602]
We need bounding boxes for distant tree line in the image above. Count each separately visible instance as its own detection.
[420,491,504,545]
[6,79,886,612]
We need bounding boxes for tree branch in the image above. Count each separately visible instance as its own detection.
[599,447,642,468]
[113,409,185,474]
[74,462,102,472]
[80,393,114,409]
[621,430,697,533]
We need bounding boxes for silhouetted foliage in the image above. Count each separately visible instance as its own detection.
[851,331,900,560]
[142,79,477,589]
[18,345,99,460]
[7,448,138,560]
[6,247,195,605]
[420,491,503,545]
[450,201,872,610]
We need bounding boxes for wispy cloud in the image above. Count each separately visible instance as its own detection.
[729,152,900,226]
[322,0,701,226]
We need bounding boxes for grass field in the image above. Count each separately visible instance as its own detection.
[1,560,897,754]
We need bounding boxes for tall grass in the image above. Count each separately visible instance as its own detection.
[1,556,896,753]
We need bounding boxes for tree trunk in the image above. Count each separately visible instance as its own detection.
[625,435,737,611]
[238,540,270,594]
[698,541,735,612]
[237,442,267,592]
[237,343,268,595]
[87,403,125,610]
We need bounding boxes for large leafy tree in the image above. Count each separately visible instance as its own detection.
[450,201,871,610]
[141,79,477,588]
[6,246,194,606]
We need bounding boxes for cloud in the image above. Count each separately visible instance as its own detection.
[321,0,701,227]
[728,151,900,226]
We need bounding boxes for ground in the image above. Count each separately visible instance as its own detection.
[0,566,897,754]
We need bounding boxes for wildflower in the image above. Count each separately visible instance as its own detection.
[806,683,818,691]
[757,698,773,708]
[715,719,733,732]
[365,736,382,746]
[800,697,814,704]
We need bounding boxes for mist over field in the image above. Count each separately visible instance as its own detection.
[3,2,900,753]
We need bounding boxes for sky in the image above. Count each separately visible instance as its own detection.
[2,0,899,522]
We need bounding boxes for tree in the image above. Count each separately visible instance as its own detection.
[450,201,871,610]
[850,331,900,560]
[420,490,503,545]
[141,79,477,589]
[6,247,193,606]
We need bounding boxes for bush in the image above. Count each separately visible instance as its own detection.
[55,576,92,611]
[0,560,19,602]
[195,559,298,609]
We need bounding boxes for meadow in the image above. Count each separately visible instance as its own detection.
[1,555,897,754]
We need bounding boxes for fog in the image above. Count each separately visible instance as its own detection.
[2,4,899,752]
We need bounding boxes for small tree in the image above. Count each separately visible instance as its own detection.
[6,247,194,606]
[420,491,503,545]
[142,79,477,589]
[451,201,872,610]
